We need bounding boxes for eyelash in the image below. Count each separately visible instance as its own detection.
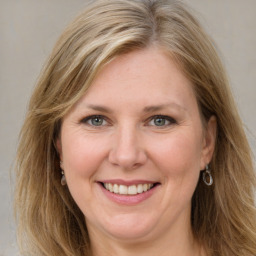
[147,115,177,127]
[81,115,109,127]
[80,115,177,128]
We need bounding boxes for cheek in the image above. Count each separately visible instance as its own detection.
[61,131,108,180]
[151,131,203,211]
[149,130,203,179]
[60,131,109,213]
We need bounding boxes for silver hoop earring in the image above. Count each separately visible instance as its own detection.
[60,161,67,186]
[203,165,213,186]
[61,171,67,186]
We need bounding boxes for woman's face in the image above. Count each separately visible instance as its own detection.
[58,47,216,243]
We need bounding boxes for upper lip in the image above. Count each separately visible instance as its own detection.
[98,179,160,186]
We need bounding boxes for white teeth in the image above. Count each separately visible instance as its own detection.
[113,184,119,194]
[109,183,113,192]
[137,184,143,193]
[119,185,128,195]
[128,185,137,195]
[103,183,154,195]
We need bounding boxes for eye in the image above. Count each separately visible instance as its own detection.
[81,115,107,126]
[148,115,176,127]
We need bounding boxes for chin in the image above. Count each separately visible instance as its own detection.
[97,213,159,242]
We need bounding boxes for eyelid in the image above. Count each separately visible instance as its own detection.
[80,115,110,126]
[147,115,177,126]
[79,114,176,127]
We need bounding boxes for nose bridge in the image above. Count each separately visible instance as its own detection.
[109,122,146,169]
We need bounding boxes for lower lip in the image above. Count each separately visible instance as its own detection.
[99,183,159,205]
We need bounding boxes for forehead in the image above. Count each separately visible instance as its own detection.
[70,46,198,115]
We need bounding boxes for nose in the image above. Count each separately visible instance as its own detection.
[108,125,147,170]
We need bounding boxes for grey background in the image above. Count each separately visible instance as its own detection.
[0,0,255,255]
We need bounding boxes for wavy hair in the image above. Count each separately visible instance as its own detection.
[15,0,256,255]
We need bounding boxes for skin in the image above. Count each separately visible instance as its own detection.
[57,46,216,256]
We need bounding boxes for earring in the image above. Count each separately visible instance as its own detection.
[203,164,213,186]
[61,171,67,186]
[60,161,67,186]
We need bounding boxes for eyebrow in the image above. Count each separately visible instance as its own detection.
[143,103,187,113]
[86,104,113,113]
[85,103,187,113]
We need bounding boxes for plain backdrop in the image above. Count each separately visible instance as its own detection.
[0,0,255,255]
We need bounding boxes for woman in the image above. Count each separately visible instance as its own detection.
[15,0,256,255]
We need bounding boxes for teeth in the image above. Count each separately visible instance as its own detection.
[137,184,143,193]
[103,183,154,195]
[128,185,137,195]
[109,183,113,192]
[119,185,128,195]
[113,184,119,193]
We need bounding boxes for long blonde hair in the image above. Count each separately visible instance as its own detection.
[15,0,256,255]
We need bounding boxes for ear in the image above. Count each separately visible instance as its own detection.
[56,138,63,162]
[200,116,217,170]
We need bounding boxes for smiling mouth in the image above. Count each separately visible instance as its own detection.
[100,182,160,195]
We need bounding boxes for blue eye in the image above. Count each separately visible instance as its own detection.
[82,115,107,126]
[153,117,167,126]
[149,115,176,127]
